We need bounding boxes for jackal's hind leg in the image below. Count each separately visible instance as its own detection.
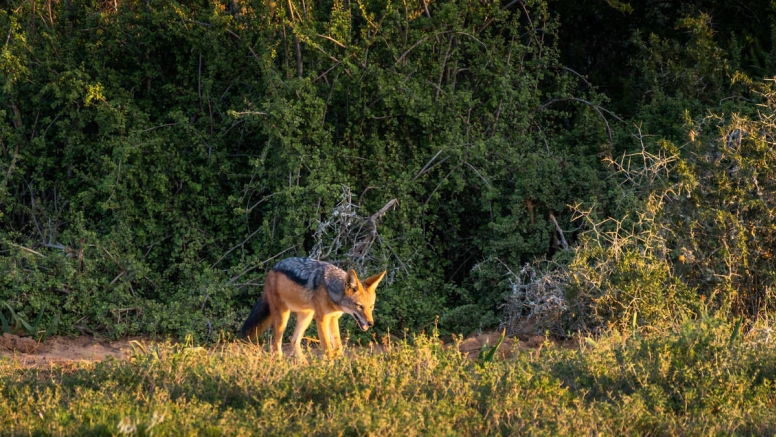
[271,309,290,356]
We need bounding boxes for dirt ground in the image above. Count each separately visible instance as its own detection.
[0,331,559,367]
[0,333,140,366]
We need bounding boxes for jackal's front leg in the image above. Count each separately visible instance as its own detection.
[329,315,343,350]
[316,314,337,358]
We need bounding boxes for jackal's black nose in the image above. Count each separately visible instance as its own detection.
[368,321,374,327]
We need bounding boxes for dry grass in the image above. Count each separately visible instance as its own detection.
[2,317,775,435]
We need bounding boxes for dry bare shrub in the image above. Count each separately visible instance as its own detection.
[309,186,400,273]
[502,263,569,336]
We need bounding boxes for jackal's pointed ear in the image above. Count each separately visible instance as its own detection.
[347,269,360,289]
[363,271,386,293]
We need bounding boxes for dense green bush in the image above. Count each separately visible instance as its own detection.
[0,0,613,339]
[5,0,775,340]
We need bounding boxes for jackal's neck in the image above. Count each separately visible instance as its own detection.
[321,264,347,303]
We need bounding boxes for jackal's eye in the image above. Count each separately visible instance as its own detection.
[356,304,364,311]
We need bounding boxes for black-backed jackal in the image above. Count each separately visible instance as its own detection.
[239,257,386,357]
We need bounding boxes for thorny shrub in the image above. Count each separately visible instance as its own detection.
[504,81,776,335]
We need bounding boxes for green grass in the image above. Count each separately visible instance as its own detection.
[2,317,776,436]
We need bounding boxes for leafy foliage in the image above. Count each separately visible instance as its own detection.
[0,0,613,339]
[4,0,776,341]
[551,0,776,116]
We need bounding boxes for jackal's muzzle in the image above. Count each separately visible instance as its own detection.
[352,313,373,331]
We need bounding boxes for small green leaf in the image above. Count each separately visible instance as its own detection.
[31,306,46,333]
[477,329,506,366]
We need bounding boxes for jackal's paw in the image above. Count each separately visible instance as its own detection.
[325,348,343,359]
[292,354,309,364]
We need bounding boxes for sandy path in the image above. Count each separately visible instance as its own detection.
[0,334,138,366]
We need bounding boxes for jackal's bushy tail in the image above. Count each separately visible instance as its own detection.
[239,295,271,341]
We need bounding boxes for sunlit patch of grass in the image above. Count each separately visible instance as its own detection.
[2,317,776,435]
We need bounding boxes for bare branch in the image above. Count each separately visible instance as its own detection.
[413,149,446,180]
[549,213,569,250]
[1,144,19,193]
[226,245,298,285]
[420,0,431,18]
[500,0,523,10]
[539,97,624,146]
[317,34,347,48]
[211,227,262,269]
[9,243,44,257]
[462,160,491,188]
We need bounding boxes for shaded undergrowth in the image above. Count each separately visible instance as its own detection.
[1,317,775,436]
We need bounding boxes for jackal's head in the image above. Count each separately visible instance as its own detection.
[341,269,386,331]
